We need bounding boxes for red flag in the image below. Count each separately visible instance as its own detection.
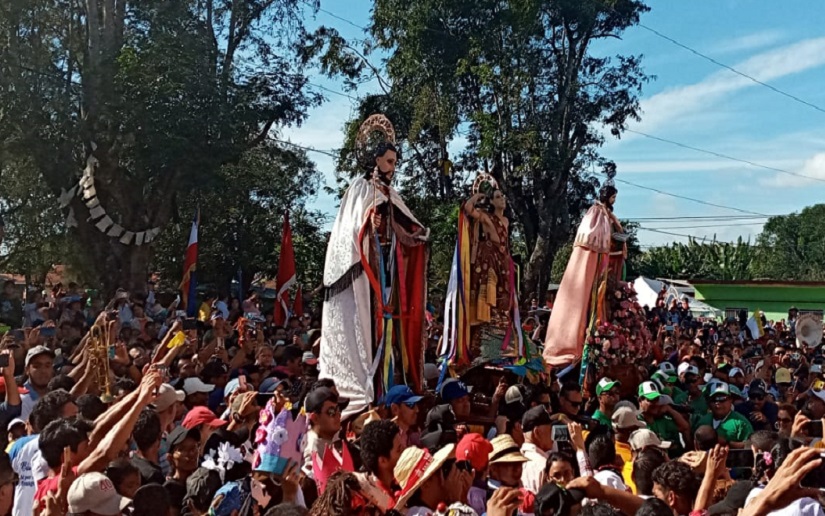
[292,285,304,320]
[273,211,296,326]
[180,211,199,317]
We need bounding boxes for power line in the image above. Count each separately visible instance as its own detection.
[637,227,742,244]
[307,81,358,101]
[268,137,340,159]
[644,222,766,230]
[636,23,825,115]
[628,215,770,221]
[612,177,767,216]
[625,129,825,184]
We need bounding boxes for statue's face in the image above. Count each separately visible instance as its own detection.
[375,149,397,182]
[491,189,507,210]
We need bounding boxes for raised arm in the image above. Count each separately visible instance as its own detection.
[79,371,161,474]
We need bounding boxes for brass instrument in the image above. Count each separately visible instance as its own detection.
[88,323,115,403]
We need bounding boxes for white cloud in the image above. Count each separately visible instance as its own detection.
[760,152,825,187]
[632,37,825,136]
[713,30,786,55]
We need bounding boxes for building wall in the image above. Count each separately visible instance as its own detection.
[692,283,825,321]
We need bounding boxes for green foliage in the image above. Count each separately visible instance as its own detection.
[632,238,756,281]
[0,0,324,294]
[752,205,825,281]
[150,144,328,294]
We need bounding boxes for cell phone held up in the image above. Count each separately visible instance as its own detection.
[806,420,824,439]
[801,452,825,489]
[0,354,9,368]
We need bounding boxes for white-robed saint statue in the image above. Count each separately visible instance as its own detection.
[319,114,430,416]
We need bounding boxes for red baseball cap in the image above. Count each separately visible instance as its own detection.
[181,407,227,430]
[456,433,493,471]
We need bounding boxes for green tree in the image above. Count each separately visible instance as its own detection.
[753,205,825,281]
[150,144,328,295]
[0,0,323,295]
[633,238,755,281]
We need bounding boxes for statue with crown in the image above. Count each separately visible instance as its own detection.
[440,173,542,382]
[542,169,651,399]
[319,114,430,417]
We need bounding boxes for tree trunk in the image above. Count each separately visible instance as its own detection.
[523,225,555,303]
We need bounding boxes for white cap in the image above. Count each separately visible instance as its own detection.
[658,394,674,406]
[659,362,676,375]
[182,377,215,395]
[505,385,524,405]
[629,429,672,452]
[68,472,132,515]
[811,364,822,374]
[677,362,691,376]
[423,363,440,381]
[154,383,185,411]
[729,367,744,378]
[611,407,646,430]
[7,418,25,430]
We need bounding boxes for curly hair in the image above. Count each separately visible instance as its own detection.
[653,461,701,500]
[308,472,374,516]
[632,450,668,496]
[359,419,400,475]
[651,460,701,500]
[30,389,74,434]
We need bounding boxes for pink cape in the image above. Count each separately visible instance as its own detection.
[543,203,613,367]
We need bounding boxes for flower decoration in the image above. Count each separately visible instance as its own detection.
[255,427,268,444]
[272,427,289,446]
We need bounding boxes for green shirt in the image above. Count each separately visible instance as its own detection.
[695,410,754,444]
[642,414,683,459]
[688,394,709,429]
[592,410,612,427]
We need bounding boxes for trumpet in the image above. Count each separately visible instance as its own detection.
[88,323,115,403]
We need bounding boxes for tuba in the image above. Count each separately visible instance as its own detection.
[796,313,823,349]
[88,323,115,403]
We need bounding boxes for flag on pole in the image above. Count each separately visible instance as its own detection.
[180,211,199,317]
[292,284,304,321]
[273,211,296,326]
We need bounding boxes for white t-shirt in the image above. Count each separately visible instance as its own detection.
[594,469,628,491]
[745,487,824,516]
[10,436,40,516]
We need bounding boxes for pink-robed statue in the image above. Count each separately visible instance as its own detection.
[543,183,627,367]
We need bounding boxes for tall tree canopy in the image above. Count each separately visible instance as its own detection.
[0,0,324,294]
[319,0,651,300]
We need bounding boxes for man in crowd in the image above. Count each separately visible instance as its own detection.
[519,406,554,494]
[302,386,344,478]
[695,382,753,448]
[359,419,405,507]
[637,381,690,458]
[384,385,423,447]
[592,377,620,428]
[735,379,778,432]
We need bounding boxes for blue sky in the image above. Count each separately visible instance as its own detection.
[284,0,825,248]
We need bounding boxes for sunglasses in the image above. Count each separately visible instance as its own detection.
[710,397,730,405]
[324,406,341,417]
[565,399,582,407]
[750,394,765,401]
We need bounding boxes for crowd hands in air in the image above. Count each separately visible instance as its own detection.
[0,280,823,516]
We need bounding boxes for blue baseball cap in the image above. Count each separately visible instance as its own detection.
[384,385,424,408]
[441,380,470,403]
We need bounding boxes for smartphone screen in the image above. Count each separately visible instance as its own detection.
[801,452,825,489]
[182,318,198,331]
[725,449,755,469]
[807,420,824,439]
[0,355,10,368]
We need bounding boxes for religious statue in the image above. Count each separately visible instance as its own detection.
[319,115,429,416]
[441,174,524,368]
[543,175,628,368]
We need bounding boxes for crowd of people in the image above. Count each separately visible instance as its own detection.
[0,278,823,516]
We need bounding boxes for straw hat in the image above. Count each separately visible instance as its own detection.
[393,443,455,509]
[488,434,528,464]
